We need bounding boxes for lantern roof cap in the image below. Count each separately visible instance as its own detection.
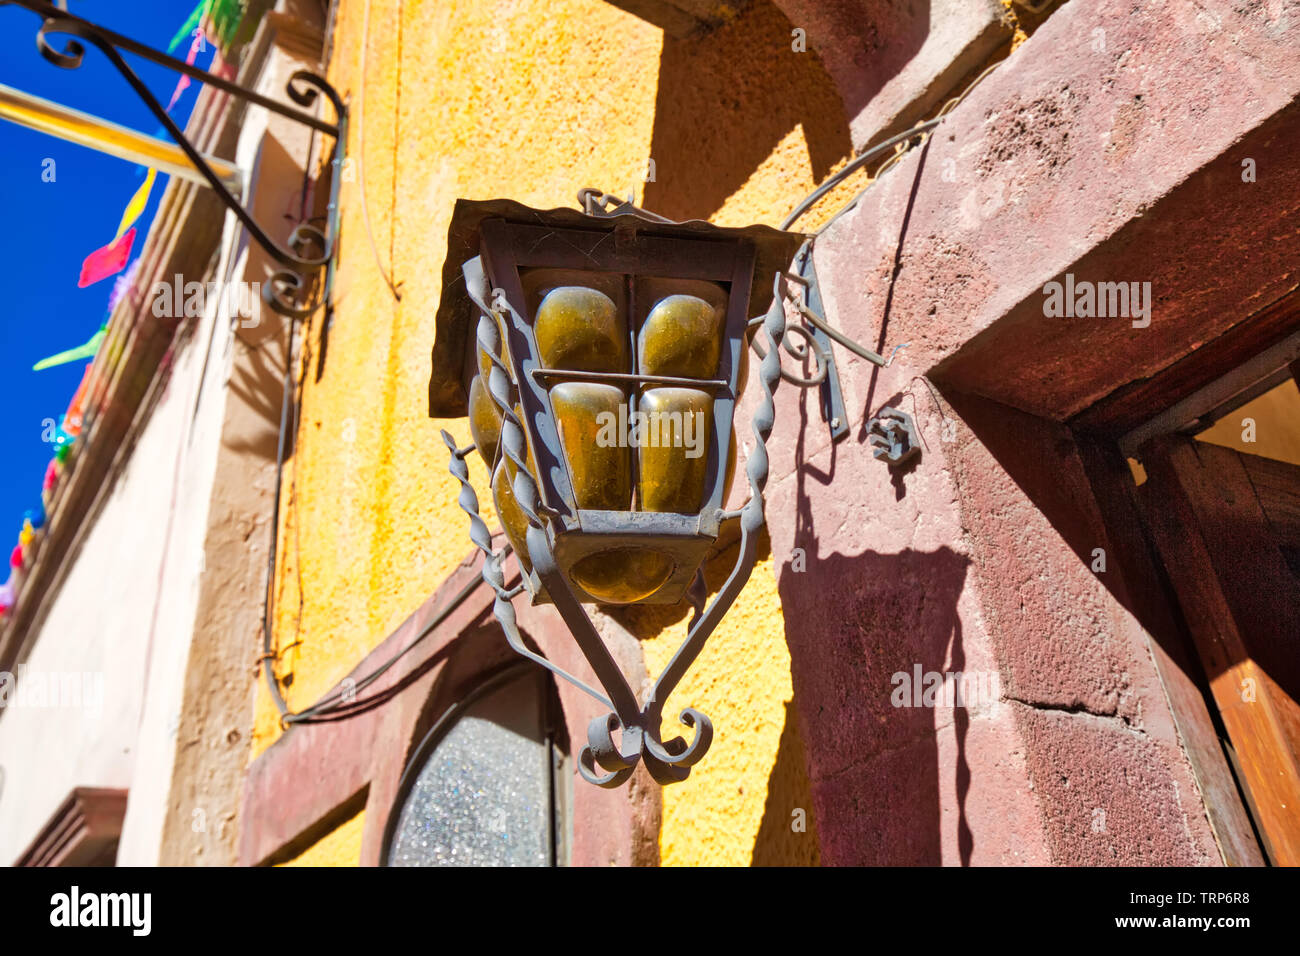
[428,197,807,418]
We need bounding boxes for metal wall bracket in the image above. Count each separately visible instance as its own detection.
[868,406,920,465]
[748,241,853,445]
[576,186,675,224]
[4,0,347,318]
[753,240,899,445]
[793,244,851,443]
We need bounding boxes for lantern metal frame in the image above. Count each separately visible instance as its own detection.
[432,198,806,786]
[479,215,758,605]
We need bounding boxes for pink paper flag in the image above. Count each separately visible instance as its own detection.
[166,28,206,111]
[78,228,136,288]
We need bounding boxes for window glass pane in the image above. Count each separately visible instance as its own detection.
[388,671,553,866]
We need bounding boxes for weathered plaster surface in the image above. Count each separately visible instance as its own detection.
[277,806,366,866]
[257,0,849,866]
[258,0,1293,866]
[0,381,196,864]
[809,0,1300,419]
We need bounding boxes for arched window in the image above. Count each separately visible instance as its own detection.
[381,664,569,866]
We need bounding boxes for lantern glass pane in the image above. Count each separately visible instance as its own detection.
[475,253,742,604]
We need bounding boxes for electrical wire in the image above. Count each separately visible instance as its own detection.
[260,312,297,722]
[284,552,516,724]
[938,60,1001,117]
[258,374,513,725]
[258,0,408,727]
[780,119,941,231]
[258,320,513,725]
[764,56,1007,389]
[784,58,1003,234]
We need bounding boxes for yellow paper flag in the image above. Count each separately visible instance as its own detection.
[116,168,157,239]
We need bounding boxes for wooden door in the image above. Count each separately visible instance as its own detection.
[1139,436,1300,865]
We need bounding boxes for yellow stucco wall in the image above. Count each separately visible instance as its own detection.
[256,0,850,866]
[276,808,366,867]
[633,549,819,865]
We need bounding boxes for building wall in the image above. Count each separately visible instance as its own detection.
[251,0,1284,866]
[0,10,321,866]
[0,269,221,866]
[276,806,365,866]
[254,0,854,866]
[759,0,1298,865]
[154,11,326,867]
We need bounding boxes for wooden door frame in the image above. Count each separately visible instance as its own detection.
[1136,437,1300,865]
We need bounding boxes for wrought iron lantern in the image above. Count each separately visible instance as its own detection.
[430,193,807,787]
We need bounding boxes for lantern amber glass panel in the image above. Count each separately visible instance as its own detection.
[477,263,734,605]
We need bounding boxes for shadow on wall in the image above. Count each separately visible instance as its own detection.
[642,0,852,223]
[752,699,821,865]
[941,387,1212,706]
[770,0,931,130]
[777,542,973,865]
[603,528,824,865]
[776,403,974,865]
[224,326,292,461]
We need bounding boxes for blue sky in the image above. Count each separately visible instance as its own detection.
[0,0,210,548]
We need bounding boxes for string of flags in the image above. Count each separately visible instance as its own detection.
[3,1,250,622]
[73,18,201,292]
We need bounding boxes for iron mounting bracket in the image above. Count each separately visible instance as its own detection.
[3,0,347,318]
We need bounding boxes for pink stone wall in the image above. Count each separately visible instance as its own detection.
[732,0,1298,864]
